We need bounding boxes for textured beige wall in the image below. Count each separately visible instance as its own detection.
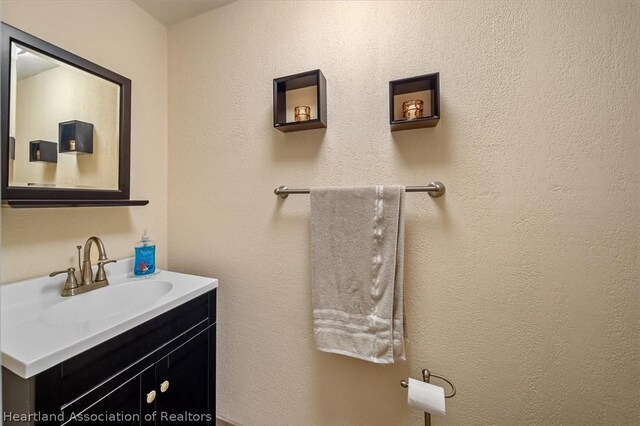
[13,65,119,189]
[1,0,168,282]
[168,1,639,425]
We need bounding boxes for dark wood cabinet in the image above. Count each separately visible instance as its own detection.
[2,290,216,425]
[62,364,155,425]
[157,329,211,424]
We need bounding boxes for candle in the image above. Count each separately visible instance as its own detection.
[294,105,311,122]
[70,139,76,151]
[35,149,41,161]
[402,100,424,120]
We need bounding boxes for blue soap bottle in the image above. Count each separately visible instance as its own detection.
[134,229,156,276]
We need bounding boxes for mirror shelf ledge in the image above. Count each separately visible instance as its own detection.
[3,199,149,208]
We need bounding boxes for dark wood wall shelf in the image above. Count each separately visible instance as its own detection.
[389,72,440,131]
[59,120,93,154]
[3,199,149,208]
[29,140,58,163]
[273,69,327,132]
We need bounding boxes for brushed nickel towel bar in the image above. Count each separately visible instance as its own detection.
[274,181,446,199]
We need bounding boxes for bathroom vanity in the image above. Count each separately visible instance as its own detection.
[1,259,218,425]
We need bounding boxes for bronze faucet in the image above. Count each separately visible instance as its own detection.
[50,236,116,297]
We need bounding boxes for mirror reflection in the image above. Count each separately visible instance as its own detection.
[8,42,120,190]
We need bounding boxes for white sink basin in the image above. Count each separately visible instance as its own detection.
[1,257,217,379]
[39,280,173,326]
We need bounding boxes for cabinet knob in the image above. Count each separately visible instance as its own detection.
[146,390,156,404]
[160,380,170,393]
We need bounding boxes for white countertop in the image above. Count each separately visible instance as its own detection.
[1,258,218,379]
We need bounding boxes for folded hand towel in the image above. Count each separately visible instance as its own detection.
[310,185,405,364]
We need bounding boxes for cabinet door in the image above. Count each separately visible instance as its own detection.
[63,365,155,425]
[156,328,210,425]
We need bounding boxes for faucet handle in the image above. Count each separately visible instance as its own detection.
[50,268,79,297]
[50,267,77,279]
[95,259,117,283]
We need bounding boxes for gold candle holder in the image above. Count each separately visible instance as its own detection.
[402,99,424,120]
[294,105,311,122]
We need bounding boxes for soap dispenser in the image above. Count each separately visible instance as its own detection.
[134,229,156,276]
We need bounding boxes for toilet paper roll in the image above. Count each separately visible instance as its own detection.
[407,378,446,415]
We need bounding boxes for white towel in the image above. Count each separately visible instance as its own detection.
[310,185,405,364]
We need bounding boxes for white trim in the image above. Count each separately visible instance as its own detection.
[315,347,395,364]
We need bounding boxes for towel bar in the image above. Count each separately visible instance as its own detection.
[274,181,446,199]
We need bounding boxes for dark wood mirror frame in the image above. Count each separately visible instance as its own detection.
[0,22,147,208]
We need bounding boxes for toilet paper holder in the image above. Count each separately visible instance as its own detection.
[400,368,456,398]
[400,368,456,426]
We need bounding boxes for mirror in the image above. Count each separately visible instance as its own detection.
[9,43,120,190]
[1,22,136,205]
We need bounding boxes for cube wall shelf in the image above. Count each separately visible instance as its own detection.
[29,140,57,163]
[389,72,440,131]
[273,69,327,132]
[59,120,94,154]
